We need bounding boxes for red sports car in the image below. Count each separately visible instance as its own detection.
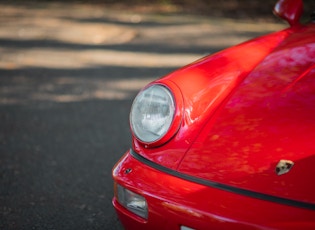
[112,0,315,229]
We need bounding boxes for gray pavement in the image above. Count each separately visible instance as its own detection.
[0,1,285,229]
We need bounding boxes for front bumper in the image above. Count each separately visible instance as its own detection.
[112,150,315,230]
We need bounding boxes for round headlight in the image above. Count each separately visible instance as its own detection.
[130,84,176,144]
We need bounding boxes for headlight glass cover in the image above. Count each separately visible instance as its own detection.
[130,84,175,144]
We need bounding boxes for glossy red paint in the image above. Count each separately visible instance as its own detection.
[113,0,315,229]
[133,29,292,170]
[178,24,315,205]
[113,152,315,229]
[274,0,303,26]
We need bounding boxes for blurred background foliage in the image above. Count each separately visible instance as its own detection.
[54,0,315,21]
[2,0,314,21]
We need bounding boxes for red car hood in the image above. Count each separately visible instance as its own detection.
[178,24,315,204]
[134,26,291,168]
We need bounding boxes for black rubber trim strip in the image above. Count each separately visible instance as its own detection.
[130,149,315,211]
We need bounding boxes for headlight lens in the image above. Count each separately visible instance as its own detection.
[130,84,175,144]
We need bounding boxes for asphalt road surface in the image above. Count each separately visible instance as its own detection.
[0,2,285,229]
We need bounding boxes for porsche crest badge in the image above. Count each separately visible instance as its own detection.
[275,160,294,175]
